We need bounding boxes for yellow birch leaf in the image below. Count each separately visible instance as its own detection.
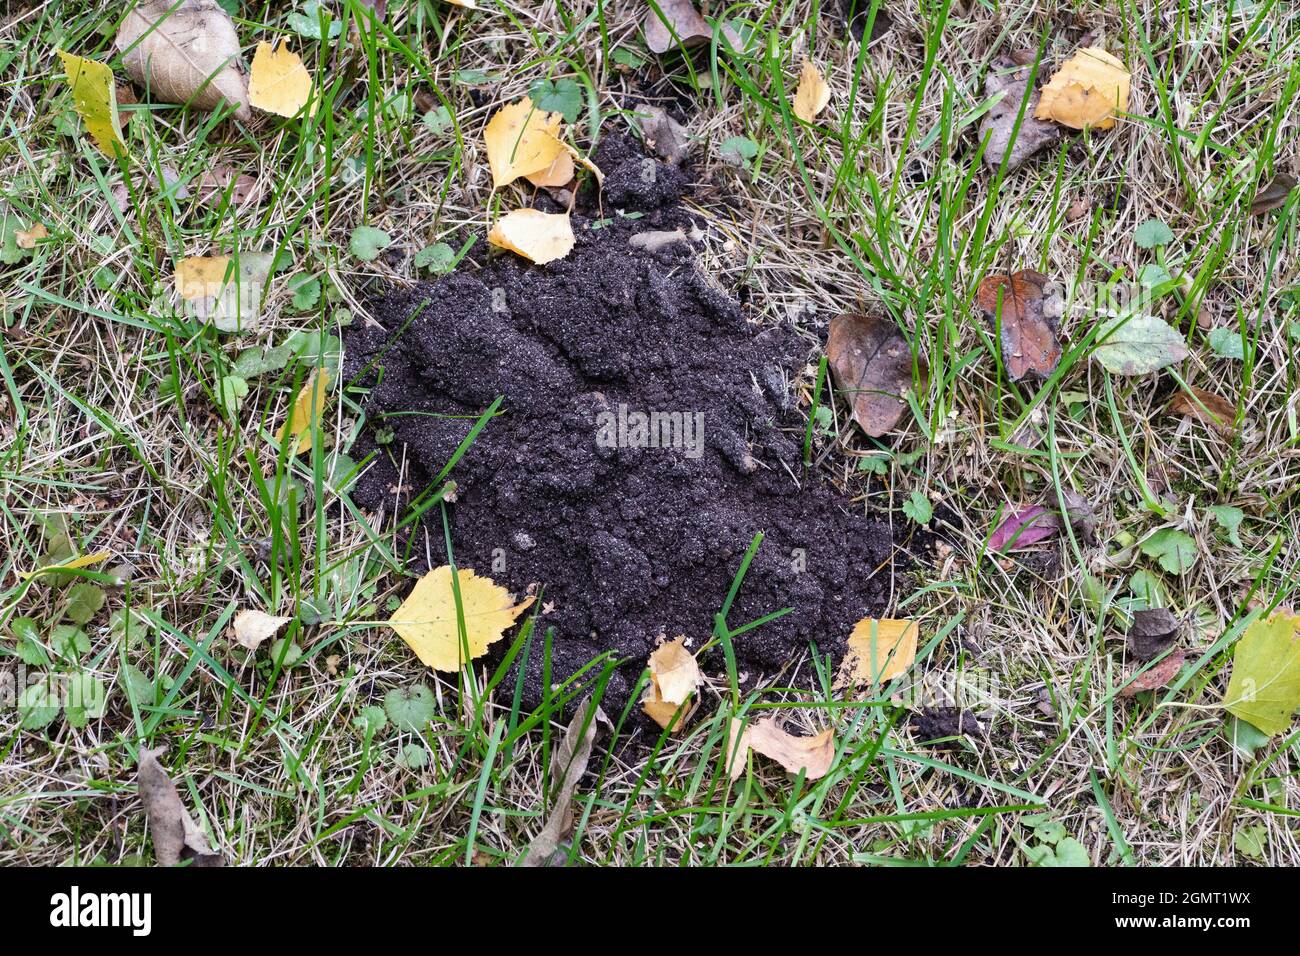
[175,253,273,332]
[1224,609,1300,737]
[248,40,312,118]
[641,636,701,731]
[15,224,48,249]
[484,97,565,188]
[388,565,534,672]
[231,609,291,651]
[445,0,477,7]
[525,149,575,187]
[276,368,331,455]
[1034,47,1130,130]
[487,208,575,264]
[793,60,831,123]
[56,51,129,158]
[727,717,835,780]
[17,550,112,581]
[837,617,918,687]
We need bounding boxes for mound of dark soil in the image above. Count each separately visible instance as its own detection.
[344,135,907,718]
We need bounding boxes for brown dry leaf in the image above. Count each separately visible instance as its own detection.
[488,208,575,265]
[195,163,262,208]
[276,368,331,455]
[793,60,831,123]
[978,56,1061,170]
[1251,173,1296,217]
[1120,649,1186,697]
[1168,386,1236,436]
[1034,47,1130,130]
[248,40,312,118]
[827,311,924,437]
[838,617,919,688]
[15,223,47,249]
[231,609,291,651]
[976,270,1062,380]
[137,748,224,867]
[635,105,689,165]
[484,97,565,189]
[727,717,835,781]
[116,0,251,122]
[641,636,702,731]
[521,700,609,866]
[644,0,712,53]
[387,565,534,672]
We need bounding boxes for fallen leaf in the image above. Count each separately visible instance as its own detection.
[56,51,129,158]
[488,208,575,265]
[521,700,609,866]
[1224,609,1300,736]
[276,368,330,455]
[175,252,273,332]
[484,97,565,189]
[15,223,47,249]
[137,748,224,867]
[231,609,292,651]
[1168,386,1237,435]
[524,149,574,188]
[1092,314,1188,375]
[1119,648,1186,697]
[827,311,923,437]
[978,56,1061,170]
[989,505,1060,551]
[629,229,688,252]
[793,61,831,123]
[641,636,702,731]
[1128,607,1180,660]
[634,104,689,165]
[976,270,1062,379]
[727,717,835,780]
[644,0,712,53]
[248,40,312,118]
[195,163,262,208]
[1034,46,1130,130]
[387,565,534,672]
[1251,173,1295,217]
[116,0,251,122]
[837,617,918,687]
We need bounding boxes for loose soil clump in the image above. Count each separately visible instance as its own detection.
[345,134,911,719]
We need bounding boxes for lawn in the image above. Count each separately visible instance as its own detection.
[0,0,1298,868]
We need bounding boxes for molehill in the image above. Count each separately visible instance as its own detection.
[344,134,910,718]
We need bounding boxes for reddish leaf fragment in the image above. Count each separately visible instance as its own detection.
[1167,386,1237,436]
[1120,648,1186,697]
[989,505,1060,551]
[976,270,1062,380]
[827,312,924,438]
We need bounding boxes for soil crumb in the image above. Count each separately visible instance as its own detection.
[344,134,907,720]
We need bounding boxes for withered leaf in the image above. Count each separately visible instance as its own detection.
[643,0,713,54]
[1119,648,1186,697]
[195,163,263,208]
[979,57,1062,170]
[1129,607,1180,661]
[1167,386,1237,436]
[634,104,689,165]
[989,505,1060,551]
[727,717,835,781]
[521,700,609,866]
[827,312,923,437]
[137,748,224,867]
[1250,173,1295,217]
[976,270,1062,380]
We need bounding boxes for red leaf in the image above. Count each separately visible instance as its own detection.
[989,505,1060,551]
[1119,649,1186,697]
[975,270,1062,380]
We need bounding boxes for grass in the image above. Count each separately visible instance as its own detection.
[0,0,1298,866]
